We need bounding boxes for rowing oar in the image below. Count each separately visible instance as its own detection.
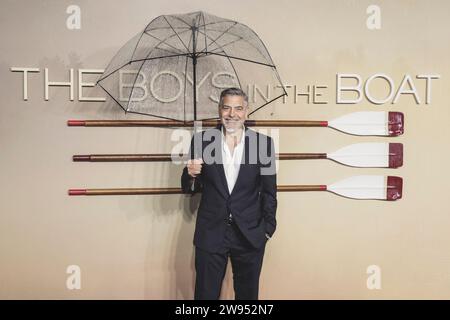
[68,175,402,200]
[72,143,403,168]
[67,111,404,136]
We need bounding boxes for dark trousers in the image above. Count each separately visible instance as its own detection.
[194,221,266,300]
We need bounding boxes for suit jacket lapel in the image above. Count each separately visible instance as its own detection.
[213,124,230,197]
[230,127,249,197]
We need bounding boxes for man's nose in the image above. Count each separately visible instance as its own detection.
[230,107,235,117]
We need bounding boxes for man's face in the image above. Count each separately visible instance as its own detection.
[219,95,249,133]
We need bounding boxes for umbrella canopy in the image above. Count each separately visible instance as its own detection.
[97,11,287,121]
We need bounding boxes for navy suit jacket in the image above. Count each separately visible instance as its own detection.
[181,124,277,253]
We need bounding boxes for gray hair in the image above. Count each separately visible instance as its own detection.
[218,87,248,107]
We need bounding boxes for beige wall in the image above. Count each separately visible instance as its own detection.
[1,0,449,299]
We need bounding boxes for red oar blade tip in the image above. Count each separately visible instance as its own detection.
[388,143,403,168]
[386,176,403,201]
[68,189,87,196]
[388,112,404,136]
[67,120,86,126]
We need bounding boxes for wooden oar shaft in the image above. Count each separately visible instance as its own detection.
[69,188,184,195]
[73,154,187,162]
[73,153,327,162]
[67,119,328,127]
[278,153,327,160]
[277,185,326,192]
[68,185,327,195]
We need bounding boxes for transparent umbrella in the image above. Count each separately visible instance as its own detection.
[96,11,287,121]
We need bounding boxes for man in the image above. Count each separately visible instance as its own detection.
[181,87,277,300]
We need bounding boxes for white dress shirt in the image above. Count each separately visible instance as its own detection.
[221,125,271,240]
[221,125,245,194]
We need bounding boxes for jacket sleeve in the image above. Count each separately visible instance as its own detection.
[260,136,277,237]
[181,133,203,194]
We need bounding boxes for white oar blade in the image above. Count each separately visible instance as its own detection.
[327,175,403,200]
[327,143,403,168]
[328,111,404,136]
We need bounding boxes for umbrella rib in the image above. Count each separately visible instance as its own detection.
[206,52,275,67]
[97,61,130,83]
[273,65,288,98]
[183,29,194,122]
[159,16,242,119]
[248,93,287,116]
[169,15,194,27]
[207,36,243,53]
[205,22,238,50]
[199,19,235,28]
[99,16,157,86]
[205,27,274,66]
[171,14,194,27]
[144,27,193,53]
[163,15,190,53]
[98,29,193,83]
[194,12,202,53]
[146,26,191,31]
[195,24,264,65]
[145,27,193,55]
[130,53,189,63]
[195,27,283,109]
[241,24,277,67]
[170,14,233,55]
[98,53,187,84]
[97,33,145,84]
[121,109,187,122]
[194,29,242,90]
[129,31,147,65]
[244,25,287,95]
[200,12,207,53]
[170,14,221,54]
[227,31,270,63]
[125,23,193,119]
[143,31,186,54]
[99,12,288,121]
[183,55,189,122]
[97,82,127,112]
[124,34,189,112]
[128,18,160,62]
[169,15,201,53]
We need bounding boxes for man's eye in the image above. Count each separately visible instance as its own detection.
[236,107,243,111]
